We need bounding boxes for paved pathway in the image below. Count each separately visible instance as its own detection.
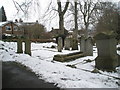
[2,62,60,89]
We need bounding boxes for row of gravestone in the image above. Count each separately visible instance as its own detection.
[16,32,120,71]
[58,32,120,71]
[58,35,93,56]
[17,39,31,56]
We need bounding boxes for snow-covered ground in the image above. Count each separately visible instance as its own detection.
[0,41,120,88]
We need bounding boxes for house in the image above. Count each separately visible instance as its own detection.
[0,21,24,39]
[49,27,68,38]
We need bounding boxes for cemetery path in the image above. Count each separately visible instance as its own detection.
[2,62,60,89]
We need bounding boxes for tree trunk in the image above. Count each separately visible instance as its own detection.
[72,1,78,50]
[59,13,64,35]
[57,0,69,48]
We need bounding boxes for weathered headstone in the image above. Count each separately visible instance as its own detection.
[80,36,85,53]
[17,38,23,53]
[24,39,31,56]
[65,36,71,50]
[72,38,78,50]
[118,55,120,66]
[58,37,63,52]
[85,37,93,56]
[94,32,118,71]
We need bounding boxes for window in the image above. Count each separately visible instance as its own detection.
[5,26,11,31]
[14,26,18,31]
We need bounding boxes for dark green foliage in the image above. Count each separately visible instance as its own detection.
[1,6,7,22]
[23,23,46,39]
[96,2,120,36]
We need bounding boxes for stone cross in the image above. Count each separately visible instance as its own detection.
[94,32,118,71]
[58,37,63,52]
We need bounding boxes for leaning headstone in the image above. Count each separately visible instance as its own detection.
[94,32,118,71]
[17,38,23,53]
[65,36,71,50]
[85,37,93,56]
[24,39,31,56]
[58,37,63,52]
[80,36,85,53]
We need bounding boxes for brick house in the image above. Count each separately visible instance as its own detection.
[0,21,24,39]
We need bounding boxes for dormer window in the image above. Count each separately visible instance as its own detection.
[5,26,11,31]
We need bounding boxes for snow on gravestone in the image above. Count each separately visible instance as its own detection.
[25,39,31,56]
[94,32,118,71]
[65,36,71,50]
[85,37,93,56]
[58,37,63,52]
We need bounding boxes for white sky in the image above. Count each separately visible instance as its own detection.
[0,0,120,31]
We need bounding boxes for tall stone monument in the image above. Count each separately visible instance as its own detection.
[94,32,118,71]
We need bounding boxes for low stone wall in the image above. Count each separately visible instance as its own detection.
[53,52,84,62]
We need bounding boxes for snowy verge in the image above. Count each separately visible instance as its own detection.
[0,41,120,88]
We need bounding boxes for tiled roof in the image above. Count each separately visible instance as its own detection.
[0,21,9,27]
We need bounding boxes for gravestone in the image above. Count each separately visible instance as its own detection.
[72,38,78,50]
[80,36,85,53]
[118,55,120,66]
[65,36,71,50]
[58,37,63,52]
[94,32,118,71]
[85,37,93,56]
[17,38,23,53]
[25,39,31,56]
[0,28,2,40]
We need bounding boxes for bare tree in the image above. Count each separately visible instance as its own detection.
[12,0,40,20]
[72,0,78,50]
[96,2,119,35]
[78,0,99,37]
[57,0,69,35]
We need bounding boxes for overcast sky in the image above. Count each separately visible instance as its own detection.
[0,0,120,31]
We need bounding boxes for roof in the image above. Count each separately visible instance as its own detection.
[15,22,38,26]
[0,21,18,27]
[0,22,9,27]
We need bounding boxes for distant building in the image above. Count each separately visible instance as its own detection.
[0,21,24,39]
[49,27,68,38]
